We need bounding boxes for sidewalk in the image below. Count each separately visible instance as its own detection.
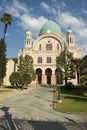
[0,85,36,99]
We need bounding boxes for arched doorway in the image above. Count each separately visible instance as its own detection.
[45,68,52,84]
[36,68,42,84]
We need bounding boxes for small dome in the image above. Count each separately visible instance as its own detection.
[26,30,32,36]
[39,20,61,35]
[67,29,73,35]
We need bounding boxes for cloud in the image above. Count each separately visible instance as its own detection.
[5,0,48,37]
[40,2,51,12]
[18,14,47,36]
[55,11,87,56]
[4,0,87,56]
[82,9,87,14]
[5,0,29,17]
[61,1,67,8]
[56,11,86,30]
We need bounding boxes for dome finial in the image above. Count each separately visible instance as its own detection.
[26,29,32,36]
[67,28,73,35]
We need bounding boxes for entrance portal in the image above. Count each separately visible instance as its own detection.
[45,68,52,84]
[38,75,42,84]
[47,75,51,84]
[36,68,42,84]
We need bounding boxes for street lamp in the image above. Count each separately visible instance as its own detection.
[57,69,62,103]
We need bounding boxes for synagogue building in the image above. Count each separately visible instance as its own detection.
[18,20,81,85]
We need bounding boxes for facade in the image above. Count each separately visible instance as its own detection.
[3,59,15,85]
[18,20,81,85]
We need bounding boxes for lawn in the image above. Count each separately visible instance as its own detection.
[0,87,19,99]
[0,88,12,94]
[54,86,87,113]
[0,86,17,95]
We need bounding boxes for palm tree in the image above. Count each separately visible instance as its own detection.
[0,13,12,40]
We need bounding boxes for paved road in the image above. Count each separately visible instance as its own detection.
[0,86,87,130]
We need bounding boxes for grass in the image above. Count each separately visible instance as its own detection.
[0,85,17,94]
[0,88,12,94]
[54,86,87,113]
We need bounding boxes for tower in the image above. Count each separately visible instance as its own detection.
[24,30,32,48]
[66,29,74,47]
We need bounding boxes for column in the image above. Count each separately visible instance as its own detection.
[42,74,47,84]
[51,69,56,85]
[51,74,56,85]
[36,75,38,85]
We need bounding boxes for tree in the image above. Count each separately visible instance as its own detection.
[12,58,18,72]
[0,13,12,40]
[12,58,18,64]
[9,72,31,88]
[80,75,87,87]
[9,72,20,87]
[20,73,31,86]
[57,50,75,86]
[18,55,35,81]
[9,55,35,88]
[81,55,87,75]
[72,58,82,85]
[0,38,6,86]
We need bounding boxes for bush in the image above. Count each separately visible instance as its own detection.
[66,82,75,90]
[9,72,20,87]
[80,75,87,87]
[9,72,32,88]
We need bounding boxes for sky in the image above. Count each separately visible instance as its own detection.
[0,0,87,58]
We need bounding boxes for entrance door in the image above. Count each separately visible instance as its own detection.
[45,68,52,84]
[36,68,42,84]
[38,75,42,84]
[47,75,51,84]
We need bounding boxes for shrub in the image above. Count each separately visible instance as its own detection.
[80,75,87,87]
[9,72,32,88]
[66,82,75,90]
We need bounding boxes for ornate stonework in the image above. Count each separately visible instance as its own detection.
[18,20,81,85]
[3,20,81,86]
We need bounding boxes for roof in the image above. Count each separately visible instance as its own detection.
[26,30,32,36]
[39,20,61,35]
[67,29,73,35]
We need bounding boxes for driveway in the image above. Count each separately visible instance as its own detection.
[0,86,87,130]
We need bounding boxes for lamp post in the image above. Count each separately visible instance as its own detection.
[57,69,62,103]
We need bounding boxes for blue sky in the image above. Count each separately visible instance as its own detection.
[0,0,87,58]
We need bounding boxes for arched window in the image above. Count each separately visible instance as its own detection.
[27,38,29,44]
[47,57,51,63]
[46,44,52,50]
[70,37,72,43]
[39,44,41,50]
[68,38,69,44]
[57,44,59,50]
[38,57,42,63]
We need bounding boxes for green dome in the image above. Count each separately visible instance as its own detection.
[26,30,32,36]
[67,29,73,35]
[39,20,61,35]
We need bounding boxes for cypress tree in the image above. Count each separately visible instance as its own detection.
[0,38,6,86]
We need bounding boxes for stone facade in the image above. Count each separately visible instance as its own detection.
[3,20,81,86]
[3,59,15,85]
[18,20,81,85]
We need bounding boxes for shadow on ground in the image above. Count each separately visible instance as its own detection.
[0,106,87,130]
[64,96,87,102]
